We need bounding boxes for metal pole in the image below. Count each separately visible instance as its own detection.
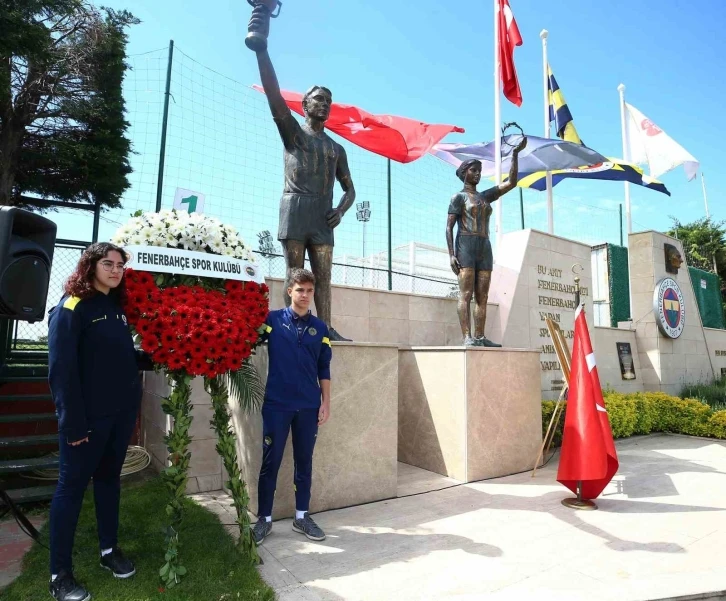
[519,188,525,229]
[574,273,581,308]
[92,201,100,243]
[702,172,710,219]
[156,40,174,212]
[541,30,554,234]
[408,241,416,294]
[493,0,503,253]
[618,84,632,234]
[618,84,635,323]
[362,221,366,259]
[387,158,392,291]
[619,204,623,247]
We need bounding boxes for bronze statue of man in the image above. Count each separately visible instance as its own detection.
[445,138,526,347]
[248,6,355,340]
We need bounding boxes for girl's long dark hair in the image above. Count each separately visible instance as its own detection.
[63,242,129,302]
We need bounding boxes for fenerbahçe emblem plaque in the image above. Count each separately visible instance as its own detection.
[653,277,685,338]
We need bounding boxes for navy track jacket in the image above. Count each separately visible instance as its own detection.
[48,293,142,442]
[261,308,332,410]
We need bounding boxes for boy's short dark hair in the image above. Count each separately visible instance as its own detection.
[288,268,316,287]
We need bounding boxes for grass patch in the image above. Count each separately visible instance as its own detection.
[681,378,726,411]
[2,476,274,601]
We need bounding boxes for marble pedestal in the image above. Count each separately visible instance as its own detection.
[398,347,542,482]
[233,342,399,519]
[140,372,224,494]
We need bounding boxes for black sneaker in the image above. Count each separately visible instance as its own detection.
[252,518,272,544]
[49,570,91,601]
[292,512,326,541]
[99,548,135,578]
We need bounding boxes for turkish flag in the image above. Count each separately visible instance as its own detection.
[498,0,523,107]
[253,85,464,163]
[557,307,619,499]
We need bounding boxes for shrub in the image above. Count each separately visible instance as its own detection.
[541,401,563,449]
[542,390,726,447]
[603,393,637,438]
[708,410,726,439]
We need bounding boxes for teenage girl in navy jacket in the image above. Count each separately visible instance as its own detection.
[47,242,140,601]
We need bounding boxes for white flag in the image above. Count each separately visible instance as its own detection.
[624,103,699,181]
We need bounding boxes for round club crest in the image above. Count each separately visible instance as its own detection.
[653,277,685,338]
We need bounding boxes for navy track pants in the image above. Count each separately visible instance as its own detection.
[257,406,319,517]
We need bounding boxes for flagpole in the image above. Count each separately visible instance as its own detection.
[494,0,503,254]
[702,172,710,219]
[618,84,632,234]
[618,84,635,322]
[541,30,554,235]
[561,271,598,511]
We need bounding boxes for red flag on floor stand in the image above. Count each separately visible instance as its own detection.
[498,0,523,107]
[252,85,464,163]
[557,306,619,499]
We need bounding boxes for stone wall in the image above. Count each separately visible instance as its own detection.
[590,327,644,394]
[488,229,594,400]
[703,327,726,381]
[231,343,399,519]
[627,231,714,395]
[264,277,500,347]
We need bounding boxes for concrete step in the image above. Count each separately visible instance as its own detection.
[0,394,52,403]
[0,455,58,474]
[0,434,58,448]
[0,413,57,424]
[5,484,56,504]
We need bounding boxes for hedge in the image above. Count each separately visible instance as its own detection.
[542,391,726,448]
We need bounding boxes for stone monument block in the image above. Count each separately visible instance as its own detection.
[398,347,542,482]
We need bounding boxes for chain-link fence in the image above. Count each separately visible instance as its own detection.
[88,44,625,288]
[14,242,458,345]
[236,246,459,297]
[16,43,639,341]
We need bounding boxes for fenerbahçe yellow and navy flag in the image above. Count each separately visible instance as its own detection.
[513,161,671,196]
[548,64,582,145]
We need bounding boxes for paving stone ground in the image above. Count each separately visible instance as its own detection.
[194,434,726,601]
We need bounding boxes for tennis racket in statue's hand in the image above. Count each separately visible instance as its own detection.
[501,122,528,155]
[246,0,283,52]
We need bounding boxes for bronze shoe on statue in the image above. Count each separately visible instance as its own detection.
[475,336,502,348]
[328,328,351,342]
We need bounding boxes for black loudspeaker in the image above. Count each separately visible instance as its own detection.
[0,207,57,322]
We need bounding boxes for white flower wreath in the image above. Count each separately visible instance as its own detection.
[111,209,254,262]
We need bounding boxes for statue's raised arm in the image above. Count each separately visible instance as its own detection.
[243,0,355,342]
[247,1,290,121]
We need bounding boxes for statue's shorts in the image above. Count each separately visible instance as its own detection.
[278,193,334,246]
[456,234,493,271]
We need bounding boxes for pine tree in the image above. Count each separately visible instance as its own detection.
[0,1,138,209]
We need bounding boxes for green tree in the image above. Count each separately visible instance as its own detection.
[0,1,138,209]
[667,217,726,277]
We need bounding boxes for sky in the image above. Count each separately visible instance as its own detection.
[53,0,726,257]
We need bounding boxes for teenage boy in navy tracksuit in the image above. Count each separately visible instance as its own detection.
[253,267,332,544]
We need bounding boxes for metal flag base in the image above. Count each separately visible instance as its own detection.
[561,497,598,510]
[562,480,598,510]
